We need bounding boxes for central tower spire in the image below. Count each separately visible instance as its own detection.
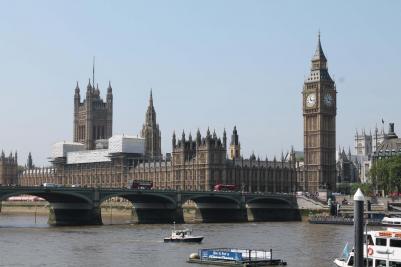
[141,90,162,160]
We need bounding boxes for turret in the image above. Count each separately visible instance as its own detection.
[229,126,241,160]
[107,81,113,107]
[86,78,92,96]
[223,128,227,149]
[196,129,201,145]
[172,131,176,148]
[250,152,256,161]
[181,130,186,143]
[188,132,192,144]
[387,123,398,139]
[95,83,100,96]
[74,82,81,113]
[27,152,33,169]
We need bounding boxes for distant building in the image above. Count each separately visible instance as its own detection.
[140,90,162,160]
[20,127,299,193]
[73,80,113,150]
[20,135,145,187]
[0,151,18,185]
[373,123,401,160]
[336,148,360,183]
[353,123,398,182]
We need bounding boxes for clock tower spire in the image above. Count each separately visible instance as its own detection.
[302,33,337,194]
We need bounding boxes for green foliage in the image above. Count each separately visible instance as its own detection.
[369,155,401,195]
[350,183,374,196]
[336,182,351,194]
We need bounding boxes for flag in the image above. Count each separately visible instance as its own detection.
[342,242,350,259]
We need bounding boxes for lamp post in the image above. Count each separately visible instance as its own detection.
[354,188,365,267]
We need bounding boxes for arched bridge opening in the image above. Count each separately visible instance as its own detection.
[100,191,181,224]
[0,189,98,226]
[182,195,245,223]
[246,197,301,222]
[99,196,133,225]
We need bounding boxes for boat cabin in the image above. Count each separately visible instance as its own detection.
[336,228,401,267]
[171,229,192,238]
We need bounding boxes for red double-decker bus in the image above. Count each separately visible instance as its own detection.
[129,180,153,190]
[213,184,237,192]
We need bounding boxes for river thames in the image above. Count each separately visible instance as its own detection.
[0,214,355,267]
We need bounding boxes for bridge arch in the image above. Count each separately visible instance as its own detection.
[0,190,92,205]
[99,191,180,224]
[0,188,99,226]
[99,191,176,206]
[246,196,295,208]
[246,195,300,222]
[181,193,245,223]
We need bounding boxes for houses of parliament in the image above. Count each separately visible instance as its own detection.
[18,35,337,194]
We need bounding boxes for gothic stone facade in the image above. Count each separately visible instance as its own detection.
[336,148,360,183]
[302,34,337,193]
[131,128,298,192]
[74,80,113,150]
[20,128,299,193]
[0,151,18,185]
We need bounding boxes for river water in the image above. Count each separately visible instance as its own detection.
[0,214,354,267]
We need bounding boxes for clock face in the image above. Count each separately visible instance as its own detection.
[306,93,316,107]
[324,94,333,106]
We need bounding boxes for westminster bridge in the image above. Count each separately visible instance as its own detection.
[0,186,300,226]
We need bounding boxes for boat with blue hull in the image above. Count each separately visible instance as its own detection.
[187,248,287,266]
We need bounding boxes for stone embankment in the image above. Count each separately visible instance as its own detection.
[0,201,133,217]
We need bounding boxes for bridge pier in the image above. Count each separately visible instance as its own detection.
[246,205,301,222]
[190,203,247,223]
[193,208,247,223]
[48,204,102,226]
[130,203,184,224]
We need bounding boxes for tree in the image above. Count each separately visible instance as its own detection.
[369,155,401,195]
[350,182,373,196]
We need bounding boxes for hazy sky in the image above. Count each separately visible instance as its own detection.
[1,1,400,166]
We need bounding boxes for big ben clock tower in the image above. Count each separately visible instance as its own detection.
[303,33,337,193]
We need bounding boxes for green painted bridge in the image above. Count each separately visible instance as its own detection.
[0,186,300,226]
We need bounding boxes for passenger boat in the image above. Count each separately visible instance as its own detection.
[382,217,401,227]
[188,248,287,266]
[334,228,401,266]
[164,226,204,243]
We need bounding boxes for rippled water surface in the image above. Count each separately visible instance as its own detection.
[0,214,354,267]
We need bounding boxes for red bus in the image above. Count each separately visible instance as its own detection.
[213,184,237,192]
[129,180,153,190]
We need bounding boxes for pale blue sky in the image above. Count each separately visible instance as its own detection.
[1,1,400,166]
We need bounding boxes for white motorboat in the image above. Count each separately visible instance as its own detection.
[334,228,401,266]
[164,228,204,243]
[382,217,401,227]
[164,223,203,243]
